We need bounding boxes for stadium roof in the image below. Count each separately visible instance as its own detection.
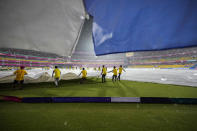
[0,0,197,57]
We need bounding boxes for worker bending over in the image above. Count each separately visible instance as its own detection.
[13,66,27,89]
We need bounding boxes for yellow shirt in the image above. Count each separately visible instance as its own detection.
[82,70,87,78]
[113,68,117,76]
[119,67,123,74]
[102,67,107,75]
[53,68,61,78]
[14,69,27,81]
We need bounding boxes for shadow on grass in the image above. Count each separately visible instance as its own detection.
[0,78,103,90]
[118,81,140,97]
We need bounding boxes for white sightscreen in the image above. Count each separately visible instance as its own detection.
[0,0,85,56]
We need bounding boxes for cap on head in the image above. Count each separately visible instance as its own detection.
[83,68,85,70]
[55,66,58,68]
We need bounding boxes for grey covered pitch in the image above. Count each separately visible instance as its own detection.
[0,0,85,56]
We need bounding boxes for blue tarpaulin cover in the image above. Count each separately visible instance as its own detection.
[84,0,197,55]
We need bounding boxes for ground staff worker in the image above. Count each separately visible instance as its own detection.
[101,65,107,83]
[13,66,27,89]
[79,68,87,84]
[52,66,61,87]
[118,65,126,81]
[108,66,118,82]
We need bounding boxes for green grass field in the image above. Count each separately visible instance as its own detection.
[0,102,197,131]
[0,78,197,98]
[0,78,197,131]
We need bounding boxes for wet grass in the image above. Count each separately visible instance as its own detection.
[0,102,197,131]
[0,78,197,98]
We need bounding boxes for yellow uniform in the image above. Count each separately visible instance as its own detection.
[53,68,61,78]
[82,70,87,78]
[113,68,117,76]
[119,67,123,74]
[102,67,107,75]
[14,69,27,81]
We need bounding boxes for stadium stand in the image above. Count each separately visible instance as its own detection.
[127,47,197,69]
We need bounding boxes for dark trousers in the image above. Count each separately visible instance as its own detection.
[102,74,106,83]
[13,80,24,88]
[80,77,86,84]
[112,75,117,82]
[118,73,121,81]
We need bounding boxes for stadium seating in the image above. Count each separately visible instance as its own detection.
[127,47,197,69]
